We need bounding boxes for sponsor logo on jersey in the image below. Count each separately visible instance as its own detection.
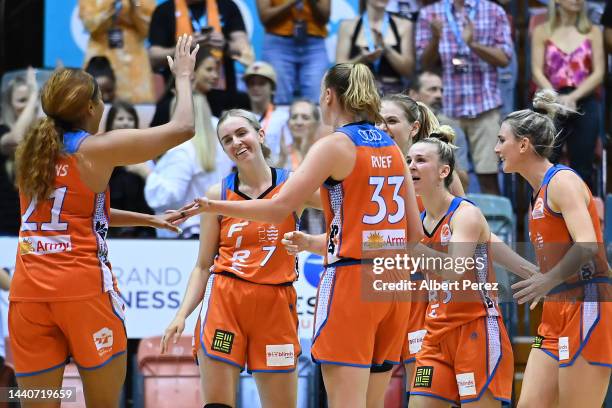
[414,366,434,388]
[440,224,452,245]
[265,344,295,367]
[358,129,383,143]
[362,229,406,250]
[531,197,545,219]
[211,329,234,354]
[258,225,279,243]
[93,327,114,357]
[19,235,72,255]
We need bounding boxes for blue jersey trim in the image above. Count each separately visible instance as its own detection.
[63,130,89,154]
[335,122,396,148]
[15,358,70,377]
[75,350,127,371]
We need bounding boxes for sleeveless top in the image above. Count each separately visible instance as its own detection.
[349,15,402,80]
[544,38,592,90]
[211,167,300,285]
[422,197,500,343]
[321,122,408,265]
[12,130,115,301]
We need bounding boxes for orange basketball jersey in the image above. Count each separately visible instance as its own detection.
[320,122,408,264]
[11,130,115,302]
[211,168,299,284]
[529,165,609,282]
[421,197,501,343]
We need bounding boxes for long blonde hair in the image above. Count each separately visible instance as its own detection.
[546,0,592,34]
[324,63,384,124]
[171,93,217,172]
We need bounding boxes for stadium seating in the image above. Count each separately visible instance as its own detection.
[137,336,201,408]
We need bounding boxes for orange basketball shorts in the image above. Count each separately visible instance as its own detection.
[533,282,612,367]
[311,263,410,368]
[9,291,127,377]
[194,273,300,372]
[410,315,513,405]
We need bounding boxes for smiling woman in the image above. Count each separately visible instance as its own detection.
[144,48,235,238]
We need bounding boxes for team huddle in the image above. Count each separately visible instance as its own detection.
[8,35,612,408]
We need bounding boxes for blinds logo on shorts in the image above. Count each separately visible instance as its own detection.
[92,327,114,357]
[211,329,234,354]
[265,344,295,367]
[414,366,434,388]
[456,372,477,397]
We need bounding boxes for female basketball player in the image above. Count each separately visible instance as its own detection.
[496,89,611,407]
[407,137,514,407]
[161,109,323,407]
[174,63,423,407]
[10,35,197,408]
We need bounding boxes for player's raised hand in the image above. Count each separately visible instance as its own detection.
[167,34,199,77]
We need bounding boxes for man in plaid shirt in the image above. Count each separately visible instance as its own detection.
[416,0,513,195]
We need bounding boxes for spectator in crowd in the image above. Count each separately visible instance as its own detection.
[148,0,254,93]
[244,61,290,166]
[336,0,415,95]
[145,50,234,239]
[257,0,330,104]
[104,101,155,238]
[416,0,513,194]
[531,0,605,189]
[84,56,117,103]
[603,2,612,54]
[151,51,250,126]
[79,0,156,103]
[0,68,39,236]
[284,98,325,234]
[407,70,471,176]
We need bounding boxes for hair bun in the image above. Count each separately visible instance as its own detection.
[430,124,456,144]
[532,89,566,120]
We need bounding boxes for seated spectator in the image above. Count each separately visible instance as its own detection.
[79,0,156,103]
[257,0,330,104]
[336,0,414,95]
[145,51,234,239]
[104,101,155,237]
[0,69,39,236]
[285,98,325,234]
[85,56,117,103]
[531,0,605,188]
[416,0,513,195]
[407,70,471,174]
[244,61,290,166]
[148,0,253,93]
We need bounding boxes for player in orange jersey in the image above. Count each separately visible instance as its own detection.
[407,137,515,407]
[161,109,322,408]
[175,63,423,407]
[10,35,197,407]
[496,89,611,408]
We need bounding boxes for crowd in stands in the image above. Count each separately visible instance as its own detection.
[0,0,611,239]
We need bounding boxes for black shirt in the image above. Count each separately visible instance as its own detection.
[0,125,21,236]
[149,0,246,92]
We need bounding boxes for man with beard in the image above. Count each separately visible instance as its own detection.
[408,70,472,185]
